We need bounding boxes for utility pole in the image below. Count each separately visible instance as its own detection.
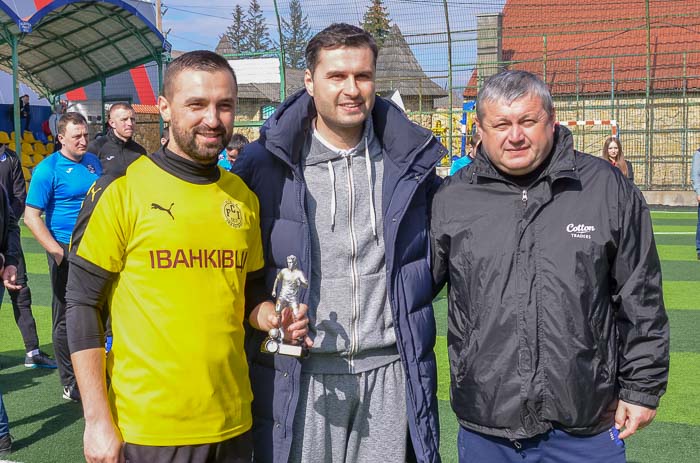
[156,0,162,32]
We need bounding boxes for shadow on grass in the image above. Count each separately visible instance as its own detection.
[0,344,59,396]
[0,362,55,394]
[10,401,83,452]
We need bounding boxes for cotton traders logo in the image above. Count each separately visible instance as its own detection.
[566,223,596,240]
[223,199,243,228]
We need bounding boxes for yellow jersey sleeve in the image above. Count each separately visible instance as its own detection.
[71,176,132,274]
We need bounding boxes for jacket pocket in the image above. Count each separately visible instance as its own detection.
[449,301,479,387]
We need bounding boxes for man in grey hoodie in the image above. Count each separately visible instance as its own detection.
[235,23,444,463]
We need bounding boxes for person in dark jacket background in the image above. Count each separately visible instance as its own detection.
[87,102,146,177]
[233,23,445,463]
[19,94,30,135]
[0,142,56,369]
[431,70,669,462]
[0,181,24,457]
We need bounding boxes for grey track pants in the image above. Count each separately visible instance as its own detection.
[290,359,408,463]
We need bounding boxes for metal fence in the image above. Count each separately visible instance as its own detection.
[242,0,700,190]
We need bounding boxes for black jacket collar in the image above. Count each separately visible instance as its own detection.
[471,125,579,185]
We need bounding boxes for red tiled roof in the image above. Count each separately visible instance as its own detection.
[132,104,159,115]
[464,0,700,98]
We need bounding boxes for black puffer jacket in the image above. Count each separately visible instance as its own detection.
[0,184,20,269]
[431,126,669,439]
[88,129,146,177]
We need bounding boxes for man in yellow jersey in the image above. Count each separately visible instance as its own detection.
[65,50,310,463]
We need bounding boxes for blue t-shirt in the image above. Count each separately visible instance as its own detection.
[217,151,232,171]
[449,156,473,176]
[26,152,102,244]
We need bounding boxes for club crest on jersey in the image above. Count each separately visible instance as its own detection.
[223,199,243,228]
[87,164,96,174]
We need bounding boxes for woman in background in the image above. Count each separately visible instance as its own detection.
[602,136,634,182]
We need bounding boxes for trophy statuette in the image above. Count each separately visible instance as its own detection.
[261,255,309,357]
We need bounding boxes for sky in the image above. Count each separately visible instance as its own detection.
[161,1,279,51]
[156,0,507,89]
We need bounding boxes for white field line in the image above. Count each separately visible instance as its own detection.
[651,211,697,215]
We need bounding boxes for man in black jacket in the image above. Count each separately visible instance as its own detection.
[0,143,56,369]
[19,94,30,134]
[0,180,24,457]
[431,70,669,462]
[88,103,146,177]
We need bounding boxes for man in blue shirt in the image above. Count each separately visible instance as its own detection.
[25,112,102,402]
[449,132,480,176]
[692,147,700,260]
[217,133,248,171]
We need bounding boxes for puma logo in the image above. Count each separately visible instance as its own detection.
[151,202,175,220]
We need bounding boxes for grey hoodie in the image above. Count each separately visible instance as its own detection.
[301,118,399,374]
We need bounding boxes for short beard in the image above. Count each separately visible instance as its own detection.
[171,123,231,164]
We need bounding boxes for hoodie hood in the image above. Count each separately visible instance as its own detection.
[261,89,443,175]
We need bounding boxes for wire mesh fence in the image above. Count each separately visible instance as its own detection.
[228,0,700,189]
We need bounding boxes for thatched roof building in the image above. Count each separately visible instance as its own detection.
[376,24,447,111]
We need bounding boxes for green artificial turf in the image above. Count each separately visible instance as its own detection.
[1,212,698,462]
[664,282,700,310]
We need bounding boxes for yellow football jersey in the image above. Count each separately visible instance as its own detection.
[72,156,263,445]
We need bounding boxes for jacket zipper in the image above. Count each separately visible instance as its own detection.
[290,168,311,308]
[521,189,528,206]
[344,153,360,369]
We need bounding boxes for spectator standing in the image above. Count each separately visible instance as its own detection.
[88,103,147,177]
[19,95,30,135]
[0,392,9,456]
[603,136,634,182]
[0,184,21,458]
[24,112,102,402]
[692,147,700,260]
[449,132,480,176]
[48,101,66,151]
[217,133,249,170]
[233,23,444,463]
[0,141,56,368]
[431,70,669,462]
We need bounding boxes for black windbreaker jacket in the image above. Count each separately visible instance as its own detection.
[431,126,669,439]
[87,129,146,177]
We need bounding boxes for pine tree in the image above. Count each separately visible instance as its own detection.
[281,0,311,69]
[362,0,392,48]
[225,5,248,54]
[246,0,272,53]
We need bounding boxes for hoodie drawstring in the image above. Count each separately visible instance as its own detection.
[327,159,336,230]
[364,138,377,237]
[325,136,377,237]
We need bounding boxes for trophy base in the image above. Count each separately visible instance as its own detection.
[261,337,308,358]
